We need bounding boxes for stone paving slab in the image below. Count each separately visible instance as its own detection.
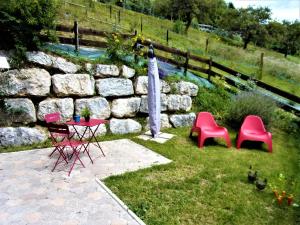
[137,131,175,144]
[0,139,171,225]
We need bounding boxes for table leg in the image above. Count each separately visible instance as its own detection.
[68,145,85,176]
[89,125,106,157]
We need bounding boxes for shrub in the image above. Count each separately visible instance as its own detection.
[272,109,300,134]
[172,20,185,34]
[171,54,185,68]
[0,0,58,50]
[226,91,277,130]
[106,33,130,63]
[193,84,231,121]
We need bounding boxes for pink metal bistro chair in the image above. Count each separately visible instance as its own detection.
[190,112,232,148]
[237,115,272,153]
[44,112,74,157]
[47,123,87,176]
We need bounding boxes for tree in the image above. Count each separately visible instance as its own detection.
[281,21,300,57]
[220,7,271,49]
[266,20,300,57]
[266,21,286,51]
[228,2,235,9]
[155,0,227,32]
[170,0,199,32]
[125,0,152,14]
[196,0,227,26]
[153,0,172,18]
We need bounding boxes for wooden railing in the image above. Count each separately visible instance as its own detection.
[53,23,300,115]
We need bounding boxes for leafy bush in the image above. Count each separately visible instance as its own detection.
[106,33,130,63]
[193,84,231,121]
[0,0,58,50]
[226,91,277,129]
[272,109,300,134]
[172,20,185,34]
[172,54,185,68]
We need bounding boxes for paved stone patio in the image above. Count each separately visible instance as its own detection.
[0,139,171,225]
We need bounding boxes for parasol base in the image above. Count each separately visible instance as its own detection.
[137,131,175,144]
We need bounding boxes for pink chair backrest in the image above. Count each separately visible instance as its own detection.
[241,115,266,132]
[44,112,61,123]
[195,112,218,128]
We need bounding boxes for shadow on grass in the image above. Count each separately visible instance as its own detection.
[238,141,271,153]
[189,135,231,148]
[189,134,272,154]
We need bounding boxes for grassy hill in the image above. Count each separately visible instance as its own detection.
[57,0,300,97]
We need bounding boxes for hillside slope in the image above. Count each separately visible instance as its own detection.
[57,0,300,97]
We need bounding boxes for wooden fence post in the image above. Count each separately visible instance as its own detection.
[74,20,79,52]
[109,5,112,19]
[205,38,209,54]
[259,52,264,80]
[118,10,121,23]
[140,17,143,33]
[208,57,212,81]
[184,50,190,75]
[166,30,169,45]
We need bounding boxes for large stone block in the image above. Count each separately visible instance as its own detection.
[75,97,111,119]
[96,78,134,97]
[0,55,10,70]
[0,127,47,147]
[37,98,74,122]
[110,118,142,134]
[169,113,196,128]
[0,68,51,97]
[173,81,199,96]
[134,76,171,95]
[95,64,119,77]
[121,65,135,78]
[167,94,192,112]
[26,51,81,74]
[111,97,141,118]
[2,98,36,124]
[139,94,167,113]
[145,114,171,130]
[52,74,95,97]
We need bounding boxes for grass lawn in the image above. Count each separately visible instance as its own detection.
[104,127,300,225]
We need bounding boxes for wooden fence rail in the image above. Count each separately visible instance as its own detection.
[53,23,300,109]
[56,24,134,38]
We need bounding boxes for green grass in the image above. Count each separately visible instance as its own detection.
[104,127,300,225]
[56,0,300,97]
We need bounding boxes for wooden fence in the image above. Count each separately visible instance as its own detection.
[54,23,300,115]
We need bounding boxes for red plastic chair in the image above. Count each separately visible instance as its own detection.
[47,123,87,176]
[190,112,232,148]
[237,115,272,153]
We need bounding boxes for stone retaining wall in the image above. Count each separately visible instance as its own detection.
[0,52,199,147]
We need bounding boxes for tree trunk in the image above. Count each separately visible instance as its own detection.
[243,34,251,49]
[284,46,288,58]
[243,40,249,49]
[184,15,192,33]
